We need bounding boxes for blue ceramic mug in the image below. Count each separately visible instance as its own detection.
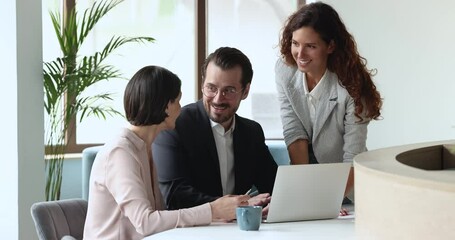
[236,206,262,231]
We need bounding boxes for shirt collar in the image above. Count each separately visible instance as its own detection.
[210,117,236,135]
[122,127,146,151]
[302,69,329,101]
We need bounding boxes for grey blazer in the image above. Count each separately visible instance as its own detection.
[275,58,369,163]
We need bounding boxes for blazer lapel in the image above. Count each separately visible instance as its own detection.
[196,101,221,177]
[232,116,246,193]
[287,71,313,138]
[313,72,338,140]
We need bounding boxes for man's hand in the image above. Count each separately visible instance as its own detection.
[248,193,271,206]
[248,193,271,217]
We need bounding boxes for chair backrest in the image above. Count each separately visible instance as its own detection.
[82,146,102,200]
[80,142,287,201]
[30,198,88,240]
[265,140,290,165]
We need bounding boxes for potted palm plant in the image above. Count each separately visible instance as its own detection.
[44,0,154,200]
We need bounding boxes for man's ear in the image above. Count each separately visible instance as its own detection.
[241,83,251,100]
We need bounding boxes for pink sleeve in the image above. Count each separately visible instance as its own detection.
[105,147,212,236]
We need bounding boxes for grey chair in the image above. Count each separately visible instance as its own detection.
[30,198,88,240]
[265,140,290,165]
[82,146,103,200]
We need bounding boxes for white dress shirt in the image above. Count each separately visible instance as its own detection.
[210,118,235,195]
[302,70,329,127]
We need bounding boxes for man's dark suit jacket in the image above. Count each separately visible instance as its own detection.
[153,100,278,210]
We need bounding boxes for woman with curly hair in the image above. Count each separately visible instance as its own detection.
[275,1,382,209]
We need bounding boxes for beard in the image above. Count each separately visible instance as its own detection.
[204,100,239,127]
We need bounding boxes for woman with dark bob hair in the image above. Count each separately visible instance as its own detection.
[84,66,249,239]
[275,2,382,211]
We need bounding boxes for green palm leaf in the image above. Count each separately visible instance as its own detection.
[44,0,154,201]
[79,0,123,46]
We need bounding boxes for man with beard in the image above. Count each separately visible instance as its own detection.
[153,47,277,216]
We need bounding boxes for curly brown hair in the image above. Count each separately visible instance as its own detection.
[279,2,382,120]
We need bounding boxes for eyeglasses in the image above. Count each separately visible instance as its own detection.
[202,85,243,99]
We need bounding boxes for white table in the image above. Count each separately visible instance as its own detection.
[145,206,355,240]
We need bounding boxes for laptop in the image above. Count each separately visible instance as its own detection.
[265,162,351,223]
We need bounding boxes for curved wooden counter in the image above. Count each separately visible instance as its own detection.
[353,140,455,239]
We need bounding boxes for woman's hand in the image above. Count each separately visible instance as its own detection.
[210,195,249,221]
[339,208,349,216]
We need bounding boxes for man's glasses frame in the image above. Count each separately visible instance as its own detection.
[202,85,243,99]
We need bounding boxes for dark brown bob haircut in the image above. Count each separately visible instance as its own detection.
[124,65,181,126]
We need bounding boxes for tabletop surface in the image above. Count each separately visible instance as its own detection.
[145,205,355,240]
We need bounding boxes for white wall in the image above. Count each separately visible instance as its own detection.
[323,0,455,150]
[0,0,44,239]
[1,1,19,237]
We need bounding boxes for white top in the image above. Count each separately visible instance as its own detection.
[210,118,235,195]
[302,69,328,126]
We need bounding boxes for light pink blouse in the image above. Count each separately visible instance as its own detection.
[83,128,212,239]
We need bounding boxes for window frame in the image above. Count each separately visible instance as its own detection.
[62,0,305,153]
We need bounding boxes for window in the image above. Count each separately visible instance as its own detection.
[42,0,301,153]
[75,1,197,145]
[207,0,297,139]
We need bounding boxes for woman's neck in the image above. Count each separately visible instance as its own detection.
[128,124,161,146]
[305,69,326,91]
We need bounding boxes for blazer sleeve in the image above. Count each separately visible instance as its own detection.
[253,125,278,194]
[153,130,218,210]
[342,94,370,163]
[275,58,309,146]
[233,117,278,195]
